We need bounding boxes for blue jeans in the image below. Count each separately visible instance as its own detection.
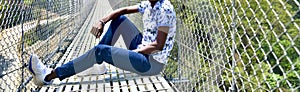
[55,15,164,80]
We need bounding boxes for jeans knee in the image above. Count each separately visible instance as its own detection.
[117,15,127,21]
[95,44,110,50]
[94,45,111,64]
[111,15,127,25]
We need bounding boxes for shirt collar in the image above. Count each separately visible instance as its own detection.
[152,0,164,10]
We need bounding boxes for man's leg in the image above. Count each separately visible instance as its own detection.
[49,15,144,80]
[54,47,98,80]
[99,15,142,50]
[53,44,153,80]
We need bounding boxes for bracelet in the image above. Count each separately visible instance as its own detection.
[99,20,105,26]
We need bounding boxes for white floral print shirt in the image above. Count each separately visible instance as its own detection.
[137,0,176,64]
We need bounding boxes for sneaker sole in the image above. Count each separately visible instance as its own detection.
[28,55,36,75]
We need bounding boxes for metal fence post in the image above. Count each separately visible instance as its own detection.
[230,0,237,91]
[21,0,25,91]
[177,25,181,82]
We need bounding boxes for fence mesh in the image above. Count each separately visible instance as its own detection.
[1,0,300,91]
[163,0,300,92]
[0,0,96,91]
[98,0,300,91]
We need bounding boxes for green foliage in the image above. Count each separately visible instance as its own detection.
[165,42,179,78]
[166,0,300,91]
[24,0,33,5]
[267,73,284,88]
[211,0,300,91]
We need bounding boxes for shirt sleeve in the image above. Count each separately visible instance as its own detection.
[157,8,176,27]
[137,1,148,14]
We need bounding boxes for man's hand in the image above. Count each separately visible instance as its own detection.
[90,21,104,38]
[91,5,138,38]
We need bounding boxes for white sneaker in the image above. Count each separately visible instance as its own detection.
[28,54,53,86]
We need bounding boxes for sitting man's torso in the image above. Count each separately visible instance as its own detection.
[137,0,176,64]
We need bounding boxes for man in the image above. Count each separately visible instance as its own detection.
[28,0,176,86]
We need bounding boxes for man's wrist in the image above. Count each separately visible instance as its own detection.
[99,20,105,26]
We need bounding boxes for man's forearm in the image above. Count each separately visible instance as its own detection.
[135,29,169,54]
[133,42,162,54]
[101,6,138,23]
[101,8,125,23]
[135,46,160,54]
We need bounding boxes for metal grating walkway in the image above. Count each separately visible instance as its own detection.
[40,65,175,92]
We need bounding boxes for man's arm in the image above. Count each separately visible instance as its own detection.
[91,5,139,38]
[133,26,170,54]
[101,5,139,24]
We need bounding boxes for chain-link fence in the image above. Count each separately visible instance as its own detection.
[0,0,96,91]
[162,0,300,91]
[99,0,299,91]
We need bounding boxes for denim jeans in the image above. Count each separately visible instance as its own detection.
[55,15,164,80]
